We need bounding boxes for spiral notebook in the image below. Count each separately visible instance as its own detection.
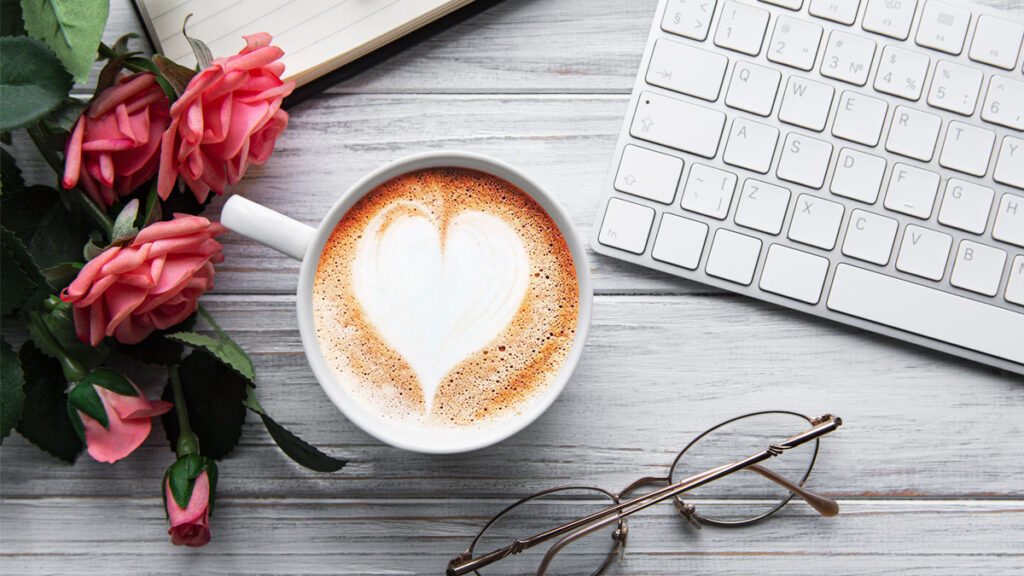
[133,0,475,87]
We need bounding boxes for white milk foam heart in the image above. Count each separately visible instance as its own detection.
[351,201,530,411]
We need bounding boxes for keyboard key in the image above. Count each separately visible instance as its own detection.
[993,193,1024,248]
[981,76,1024,130]
[760,244,830,303]
[885,163,940,218]
[827,263,1024,364]
[862,0,918,40]
[651,213,708,269]
[886,105,941,161]
[915,1,971,55]
[631,92,726,159]
[809,0,861,25]
[778,133,833,188]
[714,1,770,56]
[615,145,683,204]
[831,148,886,203]
[938,122,995,177]
[969,15,1024,70]
[874,45,929,100]
[681,164,737,219]
[832,91,888,146]
[725,61,782,116]
[647,39,728,101]
[937,179,994,234]
[1006,255,1024,305]
[994,136,1024,190]
[598,198,654,254]
[779,76,835,131]
[723,118,779,173]
[928,60,983,115]
[706,229,763,284]
[767,16,823,70]
[820,30,876,85]
[896,225,952,280]
[760,0,803,9]
[662,0,717,41]
[842,209,898,265]
[735,179,791,235]
[789,193,845,249]
[951,240,1006,296]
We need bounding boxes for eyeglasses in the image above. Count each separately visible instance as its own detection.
[447,411,842,576]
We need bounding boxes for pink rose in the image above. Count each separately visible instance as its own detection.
[60,214,225,346]
[63,73,171,206]
[165,469,212,547]
[69,371,173,463]
[158,33,295,203]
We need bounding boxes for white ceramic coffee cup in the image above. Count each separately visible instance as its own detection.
[220,151,592,454]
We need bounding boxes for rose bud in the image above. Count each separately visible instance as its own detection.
[67,369,172,463]
[60,214,225,346]
[63,73,171,206]
[164,455,218,547]
[158,33,295,203]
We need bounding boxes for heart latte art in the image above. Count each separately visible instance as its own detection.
[313,168,578,430]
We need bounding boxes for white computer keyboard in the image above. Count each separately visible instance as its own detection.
[591,0,1024,374]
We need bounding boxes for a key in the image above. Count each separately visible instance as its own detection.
[993,193,1024,248]
[735,179,791,234]
[832,91,888,146]
[831,148,886,203]
[928,60,983,115]
[937,179,995,234]
[662,0,718,41]
[938,122,996,177]
[886,105,941,161]
[714,1,770,56]
[706,229,763,285]
[788,193,845,250]
[809,0,861,25]
[874,45,929,100]
[723,118,780,173]
[896,225,952,280]
[779,76,835,131]
[681,164,737,219]
[760,244,830,304]
[767,16,823,70]
[862,0,918,40]
[651,213,708,269]
[647,39,728,102]
[630,91,727,158]
[994,136,1024,190]
[725,61,782,116]
[951,240,1007,296]
[842,209,898,265]
[820,30,876,85]
[884,163,940,218]
[615,145,683,204]
[1006,255,1024,305]
[778,133,834,188]
[760,0,803,9]
[598,198,655,254]
[915,1,971,55]
[982,76,1024,131]
[969,15,1024,70]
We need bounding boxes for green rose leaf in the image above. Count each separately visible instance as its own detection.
[244,388,346,473]
[110,198,139,244]
[167,306,255,383]
[66,379,108,432]
[39,262,83,291]
[0,36,73,132]
[165,452,205,509]
[45,97,87,134]
[20,0,109,82]
[1,226,47,317]
[1,336,26,442]
[27,296,109,376]
[152,54,196,98]
[1,0,26,36]
[161,351,247,460]
[16,341,82,463]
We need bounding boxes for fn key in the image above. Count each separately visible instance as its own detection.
[598,197,654,254]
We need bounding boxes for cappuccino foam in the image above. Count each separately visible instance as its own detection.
[313,167,578,431]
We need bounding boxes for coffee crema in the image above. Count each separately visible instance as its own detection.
[313,167,578,430]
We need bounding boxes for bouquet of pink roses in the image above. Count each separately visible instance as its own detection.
[1,1,344,547]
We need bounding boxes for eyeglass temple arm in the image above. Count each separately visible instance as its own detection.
[448,414,842,576]
[748,464,839,517]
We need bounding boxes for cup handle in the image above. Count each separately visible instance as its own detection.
[220,195,315,261]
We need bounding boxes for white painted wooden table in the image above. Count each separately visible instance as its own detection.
[3,1,1024,574]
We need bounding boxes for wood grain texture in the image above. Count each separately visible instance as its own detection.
[3,0,1024,574]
